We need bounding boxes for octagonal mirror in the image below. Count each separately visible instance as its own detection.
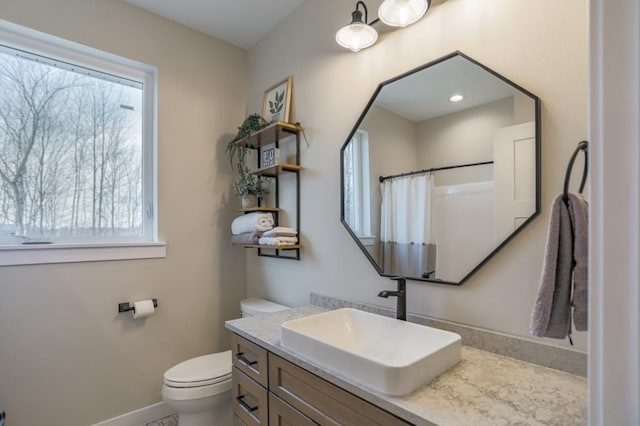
[340,51,540,285]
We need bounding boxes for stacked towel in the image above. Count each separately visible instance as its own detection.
[231,212,274,235]
[258,226,298,246]
[258,236,298,246]
[262,226,298,238]
[530,193,589,339]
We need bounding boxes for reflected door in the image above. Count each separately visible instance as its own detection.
[493,121,536,244]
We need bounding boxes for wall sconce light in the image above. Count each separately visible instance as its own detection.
[335,1,379,52]
[378,0,430,28]
[336,0,430,52]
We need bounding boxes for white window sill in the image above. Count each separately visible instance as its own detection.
[0,241,166,266]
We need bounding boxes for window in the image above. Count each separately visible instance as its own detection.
[0,21,163,265]
[343,129,373,243]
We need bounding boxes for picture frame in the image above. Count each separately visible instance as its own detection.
[262,76,292,123]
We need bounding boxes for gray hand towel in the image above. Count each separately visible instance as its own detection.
[530,194,574,338]
[230,232,260,245]
[568,193,588,331]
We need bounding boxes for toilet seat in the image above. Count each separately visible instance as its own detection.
[162,377,232,401]
[163,351,232,389]
[164,372,232,388]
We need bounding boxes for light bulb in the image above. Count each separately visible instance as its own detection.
[378,0,429,28]
[336,22,378,52]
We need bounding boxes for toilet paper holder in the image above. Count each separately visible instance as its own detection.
[118,299,158,314]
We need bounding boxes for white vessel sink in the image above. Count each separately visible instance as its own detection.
[280,308,461,396]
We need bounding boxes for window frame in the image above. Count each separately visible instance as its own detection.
[0,20,164,266]
[343,129,374,244]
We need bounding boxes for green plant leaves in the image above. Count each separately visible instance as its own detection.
[226,113,271,198]
[269,90,284,114]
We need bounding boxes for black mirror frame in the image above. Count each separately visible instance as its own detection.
[339,51,541,285]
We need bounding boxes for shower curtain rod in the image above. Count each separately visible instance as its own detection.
[379,160,494,183]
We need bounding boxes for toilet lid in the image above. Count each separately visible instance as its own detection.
[164,351,232,388]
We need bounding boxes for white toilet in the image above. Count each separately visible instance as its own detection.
[162,298,288,426]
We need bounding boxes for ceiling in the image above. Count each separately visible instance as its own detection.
[375,55,519,122]
[126,0,306,49]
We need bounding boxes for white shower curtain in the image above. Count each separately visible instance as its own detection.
[380,174,434,244]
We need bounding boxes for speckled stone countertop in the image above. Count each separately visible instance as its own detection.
[225,306,587,426]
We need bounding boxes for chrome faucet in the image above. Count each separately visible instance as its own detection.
[377,277,406,321]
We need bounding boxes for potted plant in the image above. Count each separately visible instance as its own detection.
[231,167,269,208]
[226,114,270,208]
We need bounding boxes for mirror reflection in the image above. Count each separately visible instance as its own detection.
[341,52,540,285]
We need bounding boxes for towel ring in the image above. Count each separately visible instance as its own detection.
[563,140,589,204]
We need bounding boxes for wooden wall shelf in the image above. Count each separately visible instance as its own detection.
[233,122,303,149]
[232,243,302,250]
[233,207,281,213]
[231,122,303,260]
[251,163,303,176]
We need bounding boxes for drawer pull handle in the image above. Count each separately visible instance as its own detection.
[237,395,259,412]
[236,352,258,366]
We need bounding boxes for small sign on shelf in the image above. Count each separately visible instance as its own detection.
[260,143,280,168]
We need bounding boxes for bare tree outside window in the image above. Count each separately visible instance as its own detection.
[0,51,144,242]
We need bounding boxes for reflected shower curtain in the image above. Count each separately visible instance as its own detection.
[379,174,435,277]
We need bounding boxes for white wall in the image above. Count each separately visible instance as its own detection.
[0,1,248,425]
[589,0,640,423]
[246,0,588,349]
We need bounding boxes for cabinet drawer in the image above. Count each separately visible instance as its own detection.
[269,392,317,426]
[232,367,269,426]
[231,333,269,388]
[234,413,248,426]
[269,354,412,426]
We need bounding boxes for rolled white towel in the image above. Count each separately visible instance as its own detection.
[258,236,298,246]
[231,212,274,235]
[262,226,298,238]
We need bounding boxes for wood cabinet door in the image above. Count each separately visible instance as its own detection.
[269,393,317,426]
[269,354,412,425]
[232,367,268,426]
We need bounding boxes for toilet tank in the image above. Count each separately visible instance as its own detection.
[241,298,289,317]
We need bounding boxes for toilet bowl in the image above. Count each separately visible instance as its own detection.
[162,351,232,426]
[162,298,288,426]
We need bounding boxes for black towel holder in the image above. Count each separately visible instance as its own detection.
[563,140,589,204]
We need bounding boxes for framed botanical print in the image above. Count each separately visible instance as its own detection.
[262,76,292,123]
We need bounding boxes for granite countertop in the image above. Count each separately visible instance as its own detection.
[225,306,587,426]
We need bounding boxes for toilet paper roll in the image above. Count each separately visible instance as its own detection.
[132,299,155,319]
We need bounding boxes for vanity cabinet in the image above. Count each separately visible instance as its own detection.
[230,333,413,426]
[232,122,302,260]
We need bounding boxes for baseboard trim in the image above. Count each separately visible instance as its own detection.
[92,401,175,426]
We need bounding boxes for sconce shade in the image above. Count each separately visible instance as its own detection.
[378,0,429,27]
[336,4,378,52]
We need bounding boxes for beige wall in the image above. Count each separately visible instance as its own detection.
[417,98,513,169]
[0,1,248,425]
[246,0,588,348]
[417,97,513,186]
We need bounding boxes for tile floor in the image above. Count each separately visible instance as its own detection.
[145,413,178,426]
